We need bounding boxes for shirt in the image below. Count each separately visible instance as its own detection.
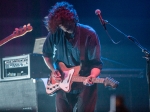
[42,23,103,76]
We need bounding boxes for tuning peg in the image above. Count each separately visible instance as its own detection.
[27,23,31,26]
[15,28,19,31]
[23,25,27,28]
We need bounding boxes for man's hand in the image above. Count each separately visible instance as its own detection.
[51,70,62,82]
[83,68,100,86]
[83,75,94,86]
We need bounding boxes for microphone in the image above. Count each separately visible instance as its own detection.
[95,9,107,30]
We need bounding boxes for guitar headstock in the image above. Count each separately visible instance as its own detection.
[104,77,119,89]
[12,23,33,38]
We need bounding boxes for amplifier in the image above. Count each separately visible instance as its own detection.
[1,53,50,81]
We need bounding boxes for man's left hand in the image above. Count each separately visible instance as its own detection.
[83,76,94,86]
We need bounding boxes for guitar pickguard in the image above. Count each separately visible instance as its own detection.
[59,69,74,92]
[46,68,75,95]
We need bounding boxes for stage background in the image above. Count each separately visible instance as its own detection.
[0,0,150,111]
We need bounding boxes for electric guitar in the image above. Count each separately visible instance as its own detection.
[0,23,33,46]
[46,62,119,95]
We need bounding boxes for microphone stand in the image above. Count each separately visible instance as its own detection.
[102,20,150,111]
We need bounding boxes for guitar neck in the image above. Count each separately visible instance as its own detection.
[72,76,105,83]
[0,24,32,47]
[0,34,14,46]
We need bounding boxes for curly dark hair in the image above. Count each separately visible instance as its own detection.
[44,1,79,33]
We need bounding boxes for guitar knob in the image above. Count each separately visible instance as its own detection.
[47,87,52,90]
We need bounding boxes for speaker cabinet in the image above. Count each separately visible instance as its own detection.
[0,79,38,112]
[0,79,56,112]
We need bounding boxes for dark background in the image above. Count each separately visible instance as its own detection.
[0,0,150,112]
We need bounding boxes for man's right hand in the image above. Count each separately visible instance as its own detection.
[51,70,62,82]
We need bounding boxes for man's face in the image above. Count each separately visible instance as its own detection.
[59,24,74,34]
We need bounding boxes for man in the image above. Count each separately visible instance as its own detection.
[42,1,103,112]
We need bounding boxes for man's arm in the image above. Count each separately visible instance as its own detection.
[43,56,61,82]
[83,68,101,86]
[83,32,102,86]
[90,68,101,78]
[43,56,55,72]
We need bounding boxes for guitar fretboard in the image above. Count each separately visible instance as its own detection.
[0,34,14,46]
[72,76,104,83]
